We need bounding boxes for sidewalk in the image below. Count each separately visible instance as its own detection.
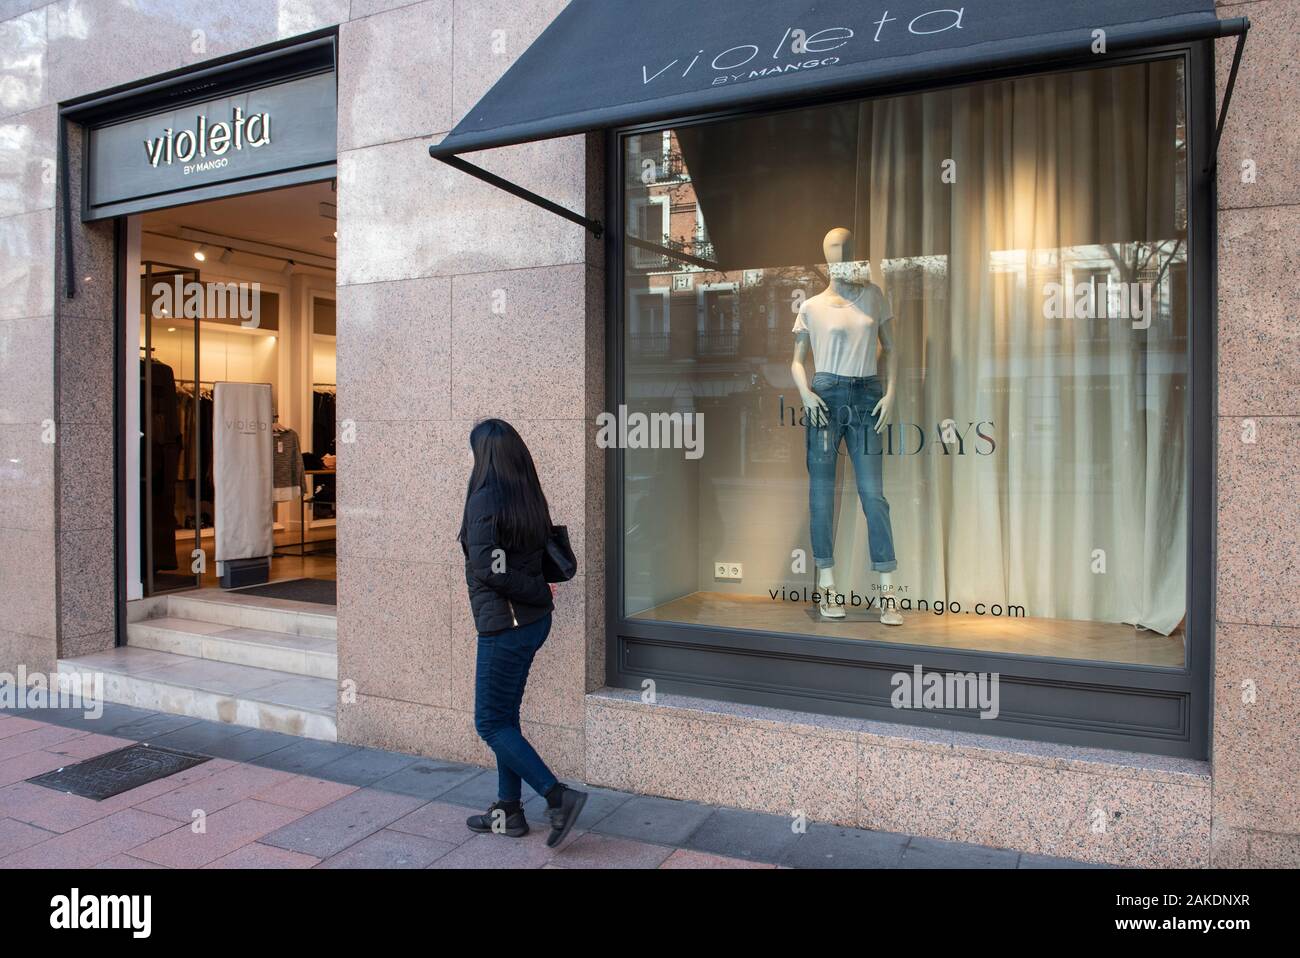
[0,704,1104,869]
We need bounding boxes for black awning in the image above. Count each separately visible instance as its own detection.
[431,0,1230,160]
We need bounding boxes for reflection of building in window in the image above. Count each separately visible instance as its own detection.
[697,284,740,357]
[630,290,669,358]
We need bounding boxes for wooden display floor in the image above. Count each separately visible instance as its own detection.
[630,590,1184,667]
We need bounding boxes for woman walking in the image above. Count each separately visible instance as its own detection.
[459,418,586,846]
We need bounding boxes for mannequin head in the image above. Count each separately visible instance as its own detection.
[822,227,872,286]
[823,227,854,264]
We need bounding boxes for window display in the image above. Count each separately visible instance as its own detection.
[621,57,1190,668]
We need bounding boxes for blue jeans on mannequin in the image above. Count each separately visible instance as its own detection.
[474,612,559,803]
[806,372,897,574]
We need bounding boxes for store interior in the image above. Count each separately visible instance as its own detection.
[135,181,337,599]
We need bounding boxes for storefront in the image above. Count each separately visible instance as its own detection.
[67,36,339,604]
[3,0,1295,867]
[432,0,1243,760]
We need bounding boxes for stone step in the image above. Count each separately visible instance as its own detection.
[127,617,337,680]
[156,591,337,641]
[58,647,337,742]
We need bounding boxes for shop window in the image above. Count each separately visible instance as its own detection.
[620,57,1191,670]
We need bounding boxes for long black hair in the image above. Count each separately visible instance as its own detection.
[458,418,552,551]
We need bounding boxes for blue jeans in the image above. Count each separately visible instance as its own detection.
[806,372,897,573]
[473,612,559,802]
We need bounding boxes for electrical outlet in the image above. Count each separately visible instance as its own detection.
[714,562,743,580]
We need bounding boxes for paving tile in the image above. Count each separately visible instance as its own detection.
[181,727,302,763]
[317,828,455,868]
[780,824,909,869]
[0,723,87,760]
[251,738,358,775]
[684,807,802,864]
[90,703,165,732]
[146,720,273,757]
[435,768,517,809]
[93,854,167,868]
[0,781,123,832]
[521,784,632,830]
[107,711,202,742]
[589,794,715,846]
[130,798,305,868]
[259,787,427,859]
[551,833,674,869]
[0,817,55,857]
[0,716,46,737]
[1018,852,1111,869]
[133,762,294,822]
[427,827,575,869]
[42,732,135,761]
[310,745,419,787]
[2,708,101,733]
[659,849,777,869]
[0,808,181,868]
[203,842,321,869]
[387,800,479,845]
[0,748,74,787]
[899,836,1020,869]
[252,774,357,812]
[369,759,481,800]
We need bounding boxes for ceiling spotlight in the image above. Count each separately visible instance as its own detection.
[219,247,233,264]
[282,260,295,276]
[167,327,176,333]
[194,244,208,262]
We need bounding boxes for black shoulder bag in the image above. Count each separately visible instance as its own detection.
[543,525,577,582]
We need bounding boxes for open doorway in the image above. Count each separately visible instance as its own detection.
[131,180,337,601]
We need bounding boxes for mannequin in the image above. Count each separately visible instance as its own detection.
[790,227,902,625]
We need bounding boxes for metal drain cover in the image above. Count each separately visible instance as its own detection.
[27,743,209,800]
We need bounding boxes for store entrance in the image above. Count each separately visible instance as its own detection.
[133,181,337,600]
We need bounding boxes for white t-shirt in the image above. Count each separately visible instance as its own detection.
[792,284,893,377]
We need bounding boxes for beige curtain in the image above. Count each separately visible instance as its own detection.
[832,60,1188,634]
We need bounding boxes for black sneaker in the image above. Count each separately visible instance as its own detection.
[466,801,529,837]
[544,785,588,848]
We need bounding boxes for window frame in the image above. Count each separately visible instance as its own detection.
[604,40,1216,760]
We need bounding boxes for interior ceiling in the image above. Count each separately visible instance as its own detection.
[143,180,338,260]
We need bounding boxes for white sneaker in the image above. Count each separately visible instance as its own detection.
[879,606,903,626]
[819,589,847,619]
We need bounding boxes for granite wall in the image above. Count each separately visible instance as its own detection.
[1210,0,1300,868]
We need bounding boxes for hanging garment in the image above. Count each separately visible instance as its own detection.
[213,382,274,567]
[143,358,182,571]
[272,426,306,502]
[312,388,336,456]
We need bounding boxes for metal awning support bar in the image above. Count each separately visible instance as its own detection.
[432,151,603,237]
[1212,18,1250,173]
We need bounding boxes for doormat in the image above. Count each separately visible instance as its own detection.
[27,743,209,801]
[231,577,337,605]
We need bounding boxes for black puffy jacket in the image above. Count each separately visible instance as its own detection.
[461,486,553,635]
